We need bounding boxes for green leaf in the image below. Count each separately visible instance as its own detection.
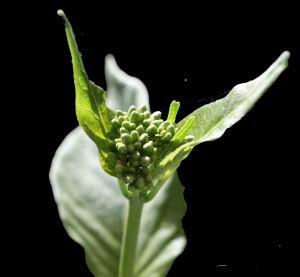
[50,37,186,276]
[153,51,290,179]
[57,10,115,176]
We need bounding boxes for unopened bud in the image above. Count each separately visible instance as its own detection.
[118,154,128,162]
[160,130,167,137]
[139,133,149,144]
[116,110,125,117]
[119,127,129,134]
[131,151,140,160]
[121,133,132,145]
[136,125,145,135]
[152,119,163,127]
[137,105,147,113]
[184,135,195,142]
[134,142,142,151]
[111,118,120,128]
[128,105,137,116]
[117,143,127,154]
[146,124,157,137]
[130,111,141,124]
[130,130,139,142]
[127,144,135,153]
[143,111,150,119]
[140,156,151,167]
[143,119,152,128]
[150,111,162,120]
[108,152,118,166]
[160,121,170,130]
[122,120,131,130]
[118,116,126,125]
[140,113,145,122]
[163,132,172,142]
[129,123,137,130]
[132,160,139,167]
[143,141,154,155]
[108,141,117,152]
[145,174,152,182]
[136,177,145,188]
[128,166,136,173]
[123,173,135,184]
[150,155,156,163]
[167,124,176,135]
[142,167,150,175]
[146,182,154,190]
[115,163,127,173]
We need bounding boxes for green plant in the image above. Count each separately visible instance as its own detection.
[50,10,290,277]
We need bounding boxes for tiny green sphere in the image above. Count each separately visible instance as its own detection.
[119,127,129,134]
[163,132,172,142]
[143,119,152,128]
[128,184,136,192]
[123,173,135,184]
[121,133,132,145]
[137,104,147,113]
[117,143,127,155]
[144,111,150,119]
[111,118,120,128]
[108,141,117,152]
[185,135,195,142]
[128,105,137,116]
[145,174,152,182]
[127,144,135,153]
[160,121,170,129]
[136,177,145,188]
[152,147,158,155]
[140,113,145,122]
[139,133,149,144]
[136,125,145,135]
[140,156,151,167]
[132,160,139,167]
[118,154,128,162]
[130,130,139,142]
[134,142,142,151]
[115,163,127,173]
[128,166,136,173]
[115,138,122,143]
[160,130,167,137]
[124,115,130,121]
[131,151,140,160]
[151,119,164,127]
[142,167,150,175]
[150,111,162,120]
[116,110,125,117]
[118,116,126,125]
[122,120,131,130]
[130,111,141,124]
[108,152,118,166]
[143,141,154,155]
[107,131,116,140]
[129,123,137,131]
[146,124,158,137]
[167,124,176,135]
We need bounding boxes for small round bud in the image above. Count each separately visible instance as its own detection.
[107,131,116,140]
[136,125,145,135]
[124,115,130,121]
[122,120,131,130]
[143,111,150,119]
[108,152,118,166]
[143,119,152,128]
[121,133,132,145]
[160,121,170,130]
[123,173,135,184]
[152,119,164,127]
[128,166,136,173]
[142,167,150,175]
[116,160,123,165]
[128,184,136,192]
[111,118,120,128]
[117,143,127,154]
[139,133,149,144]
[145,174,152,182]
[128,105,137,116]
[116,110,125,117]
[143,141,154,155]
[134,142,142,151]
[130,111,141,124]
[115,164,127,173]
[118,154,128,162]
[152,147,158,155]
[115,138,122,143]
[127,144,135,153]
[167,124,176,135]
[146,124,158,137]
[108,141,117,152]
[132,160,139,167]
[136,177,145,188]
[184,135,195,142]
[163,132,172,142]
[131,151,140,160]
[175,127,179,133]
[160,130,167,137]
[140,113,145,122]
[150,111,162,120]
[119,127,129,134]
[129,123,137,130]
[130,130,139,142]
[140,156,151,167]
[137,105,147,113]
[118,116,126,125]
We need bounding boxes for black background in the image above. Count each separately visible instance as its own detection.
[33,3,298,276]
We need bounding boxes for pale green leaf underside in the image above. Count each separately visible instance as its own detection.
[154,51,290,179]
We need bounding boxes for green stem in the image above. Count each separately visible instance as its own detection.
[118,191,144,277]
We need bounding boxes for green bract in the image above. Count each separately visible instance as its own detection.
[53,9,289,277]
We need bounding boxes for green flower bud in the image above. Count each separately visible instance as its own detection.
[136,168,142,176]
[146,182,154,190]
[132,160,139,167]
[108,152,118,166]
[122,120,131,130]
[150,111,162,120]
[145,174,152,182]
[175,127,179,133]
[127,144,135,153]
[136,177,145,188]
[142,167,150,175]
[108,141,117,152]
[184,135,195,142]
[118,154,128,162]
[140,113,145,122]
[143,119,152,128]
[146,124,158,137]
[115,163,127,173]
[163,132,172,142]
[123,173,135,184]
[107,131,116,140]
[136,125,145,135]
[111,118,120,128]
[129,123,137,130]
[130,111,141,124]
[167,124,176,135]
[139,133,149,144]
[128,105,137,116]
[140,156,151,167]
[124,115,130,121]
[143,111,150,119]
[117,143,127,154]
[160,130,167,137]
[121,133,132,145]
[116,110,125,117]
[160,121,170,130]
[116,160,123,165]
[134,142,142,151]
[128,166,136,173]
[152,147,158,155]
[115,138,122,143]
[143,141,154,155]
[118,116,126,125]
[151,119,164,127]
[119,127,129,134]
[131,151,140,160]
[130,130,139,142]
[137,105,147,113]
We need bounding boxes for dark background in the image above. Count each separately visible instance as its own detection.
[37,4,298,276]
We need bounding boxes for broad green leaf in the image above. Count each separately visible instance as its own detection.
[153,51,290,179]
[50,40,186,277]
[58,10,114,176]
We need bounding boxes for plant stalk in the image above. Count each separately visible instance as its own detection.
[118,191,144,277]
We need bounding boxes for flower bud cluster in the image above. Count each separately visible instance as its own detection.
[107,104,194,191]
